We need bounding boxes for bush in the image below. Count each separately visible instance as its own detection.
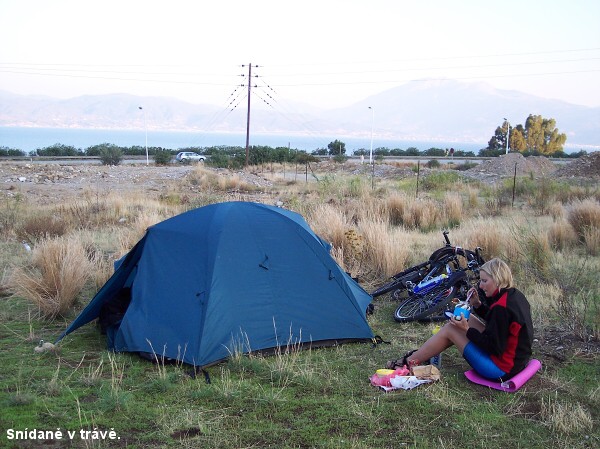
[153,150,173,166]
[421,171,463,191]
[426,159,440,168]
[99,147,123,166]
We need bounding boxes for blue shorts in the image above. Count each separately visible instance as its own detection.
[463,342,506,380]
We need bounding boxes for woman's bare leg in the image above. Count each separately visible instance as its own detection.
[406,322,471,365]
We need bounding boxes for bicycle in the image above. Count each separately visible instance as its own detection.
[372,230,483,298]
[370,230,485,322]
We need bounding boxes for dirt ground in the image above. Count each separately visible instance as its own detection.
[1,152,598,205]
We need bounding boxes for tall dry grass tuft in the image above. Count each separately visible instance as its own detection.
[547,220,578,251]
[10,235,94,319]
[443,192,463,227]
[583,226,600,255]
[402,199,441,231]
[548,201,564,222]
[384,192,409,226]
[466,186,479,209]
[306,203,349,250]
[461,218,504,260]
[567,198,600,238]
[21,212,70,240]
[358,219,411,279]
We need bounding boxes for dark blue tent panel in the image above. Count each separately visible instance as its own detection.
[58,202,374,367]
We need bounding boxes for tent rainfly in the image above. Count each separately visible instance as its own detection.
[57,202,374,368]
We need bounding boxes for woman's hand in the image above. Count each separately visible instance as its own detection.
[467,287,481,308]
[450,314,470,331]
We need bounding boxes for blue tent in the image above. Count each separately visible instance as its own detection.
[57,202,374,368]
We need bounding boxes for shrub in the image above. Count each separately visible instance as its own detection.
[421,171,463,191]
[99,147,123,166]
[426,159,440,169]
[454,162,478,171]
[20,213,69,240]
[153,150,173,166]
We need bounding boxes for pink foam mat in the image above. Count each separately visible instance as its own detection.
[464,359,541,392]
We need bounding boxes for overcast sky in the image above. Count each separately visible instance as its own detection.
[1,0,599,110]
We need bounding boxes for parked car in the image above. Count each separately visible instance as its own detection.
[175,152,206,163]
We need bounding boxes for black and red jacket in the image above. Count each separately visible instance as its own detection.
[467,287,533,378]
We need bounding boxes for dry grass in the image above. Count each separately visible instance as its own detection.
[460,217,506,260]
[188,165,259,193]
[306,203,350,250]
[583,226,600,256]
[443,192,463,226]
[547,220,578,251]
[525,282,562,329]
[402,198,442,230]
[540,395,594,435]
[567,198,600,238]
[383,192,410,226]
[9,235,94,318]
[357,219,411,278]
[548,201,565,221]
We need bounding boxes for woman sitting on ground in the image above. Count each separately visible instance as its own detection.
[387,258,534,380]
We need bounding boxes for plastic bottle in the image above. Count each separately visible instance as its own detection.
[429,325,442,368]
[412,273,447,294]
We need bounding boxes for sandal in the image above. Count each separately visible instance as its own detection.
[386,349,417,370]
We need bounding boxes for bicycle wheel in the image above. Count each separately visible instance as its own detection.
[393,283,457,323]
[371,278,405,298]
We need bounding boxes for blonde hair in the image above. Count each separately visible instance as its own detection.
[480,258,514,290]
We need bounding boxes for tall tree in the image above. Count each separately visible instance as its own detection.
[327,140,346,156]
[509,125,527,152]
[486,114,567,155]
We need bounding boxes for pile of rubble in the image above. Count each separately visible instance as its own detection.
[463,152,557,183]
[555,151,600,179]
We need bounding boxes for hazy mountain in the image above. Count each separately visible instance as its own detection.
[1,80,598,147]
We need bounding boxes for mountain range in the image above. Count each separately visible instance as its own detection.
[1,80,598,148]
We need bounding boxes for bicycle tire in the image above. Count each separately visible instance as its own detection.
[371,278,405,298]
[393,283,457,323]
[371,264,430,298]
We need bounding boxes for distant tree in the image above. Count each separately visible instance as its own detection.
[389,148,407,156]
[312,148,327,156]
[373,147,390,156]
[486,115,566,155]
[0,146,25,157]
[423,147,445,156]
[478,147,504,157]
[86,143,121,157]
[405,147,420,156]
[296,151,319,164]
[37,143,82,157]
[509,125,527,152]
[327,140,346,156]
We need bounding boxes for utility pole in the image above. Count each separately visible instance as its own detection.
[245,63,252,167]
